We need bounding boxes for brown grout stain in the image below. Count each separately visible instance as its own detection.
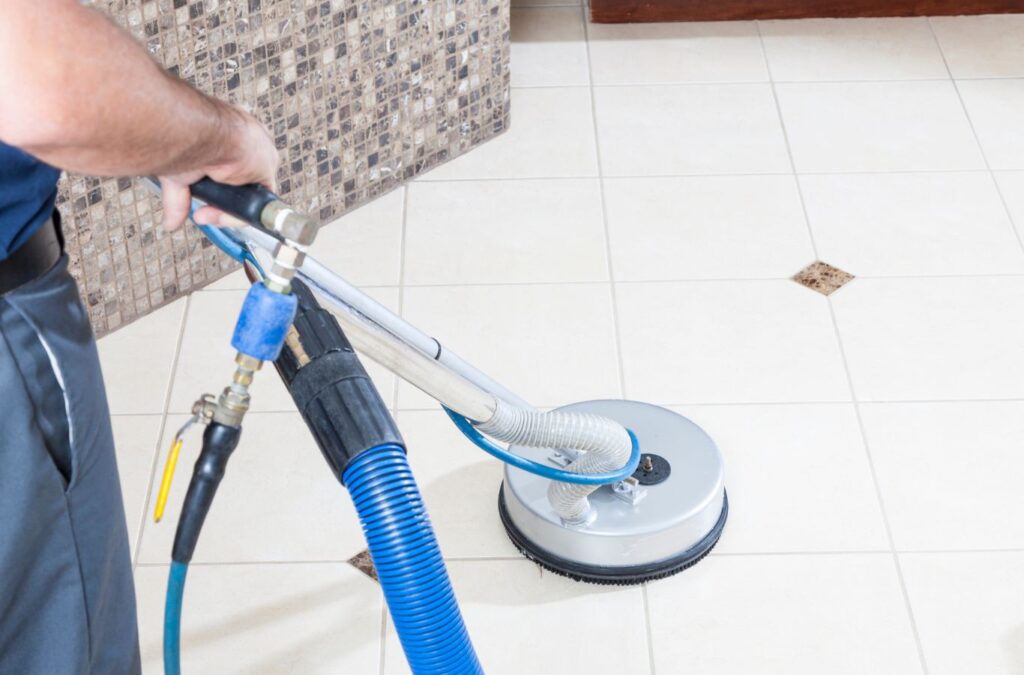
[792,261,855,296]
[348,549,379,583]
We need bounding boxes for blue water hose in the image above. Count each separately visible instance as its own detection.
[445,407,641,485]
[343,444,483,675]
[164,561,188,675]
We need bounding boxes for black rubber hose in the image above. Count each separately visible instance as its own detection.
[171,422,242,564]
[189,178,278,229]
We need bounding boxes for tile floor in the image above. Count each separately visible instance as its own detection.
[98,11,1024,675]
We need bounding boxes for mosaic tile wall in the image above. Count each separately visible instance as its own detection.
[62,0,511,336]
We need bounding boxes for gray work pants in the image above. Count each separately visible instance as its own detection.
[0,255,141,674]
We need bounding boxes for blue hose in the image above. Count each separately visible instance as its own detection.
[444,407,641,485]
[343,444,483,674]
[164,561,188,675]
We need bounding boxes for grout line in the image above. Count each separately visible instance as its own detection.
[131,547,1024,568]
[377,597,388,675]
[135,555,532,567]
[190,396,1024,417]
[581,4,628,400]
[583,14,654,672]
[391,395,1024,411]
[755,20,820,260]
[713,549,891,557]
[640,583,658,675]
[760,22,929,671]
[825,299,931,674]
[193,273,1024,296]
[508,76,1024,92]
[132,294,191,570]
[925,17,1024,261]
[412,168,998,184]
[394,187,411,411]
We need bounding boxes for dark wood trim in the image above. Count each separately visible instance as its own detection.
[591,0,1024,23]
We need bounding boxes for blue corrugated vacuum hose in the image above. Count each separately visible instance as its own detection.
[343,445,483,674]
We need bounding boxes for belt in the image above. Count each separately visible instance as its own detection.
[0,213,63,295]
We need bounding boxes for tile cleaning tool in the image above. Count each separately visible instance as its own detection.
[145,177,727,673]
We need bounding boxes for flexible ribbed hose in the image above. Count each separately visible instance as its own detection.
[476,401,632,523]
[343,445,483,675]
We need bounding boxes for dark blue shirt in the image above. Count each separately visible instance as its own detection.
[0,142,61,261]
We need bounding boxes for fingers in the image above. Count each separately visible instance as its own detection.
[192,205,224,226]
[160,180,192,231]
[192,206,248,229]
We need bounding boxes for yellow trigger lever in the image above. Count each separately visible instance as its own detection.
[153,414,200,523]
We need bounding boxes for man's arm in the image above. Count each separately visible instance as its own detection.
[0,0,278,229]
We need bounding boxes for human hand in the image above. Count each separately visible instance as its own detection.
[158,106,279,231]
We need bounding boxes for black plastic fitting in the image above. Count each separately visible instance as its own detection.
[189,177,278,228]
[274,280,404,484]
[171,422,242,564]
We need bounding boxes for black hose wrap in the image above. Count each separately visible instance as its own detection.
[171,422,242,564]
[274,280,404,482]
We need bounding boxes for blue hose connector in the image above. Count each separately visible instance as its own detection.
[343,445,483,675]
[231,283,298,362]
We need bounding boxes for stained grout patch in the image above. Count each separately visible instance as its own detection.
[792,261,855,296]
[348,549,379,583]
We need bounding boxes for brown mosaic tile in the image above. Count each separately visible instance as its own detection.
[63,0,511,336]
[792,261,855,296]
[348,549,379,582]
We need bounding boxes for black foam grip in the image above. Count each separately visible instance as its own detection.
[171,423,242,564]
[189,177,277,227]
[274,280,404,483]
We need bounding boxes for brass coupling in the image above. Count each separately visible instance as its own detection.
[211,352,262,427]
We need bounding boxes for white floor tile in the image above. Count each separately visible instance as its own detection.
[801,172,1024,276]
[137,413,367,564]
[404,179,608,285]
[901,552,1024,675]
[931,15,1024,78]
[395,411,518,558]
[616,280,850,404]
[776,81,985,172]
[676,403,888,553]
[312,187,405,287]
[424,87,598,180]
[111,414,162,555]
[398,283,620,409]
[98,298,186,415]
[511,8,589,87]
[136,563,382,674]
[594,84,791,176]
[831,277,1024,401]
[861,401,1024,551]
[760,17,948,81]
[203,268,248,291]
[647,554,923,674]
[604,175,814,280]
[382,560,649,675]
[958,79,1024,170]
[168,287,398,413]
[587,20,767,85]
[994,171,1024,242]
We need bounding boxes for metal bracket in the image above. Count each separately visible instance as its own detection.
[612,477,647,506]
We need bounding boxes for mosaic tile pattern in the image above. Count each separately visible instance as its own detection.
[62,0,511,336]
[792,261,856,296]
